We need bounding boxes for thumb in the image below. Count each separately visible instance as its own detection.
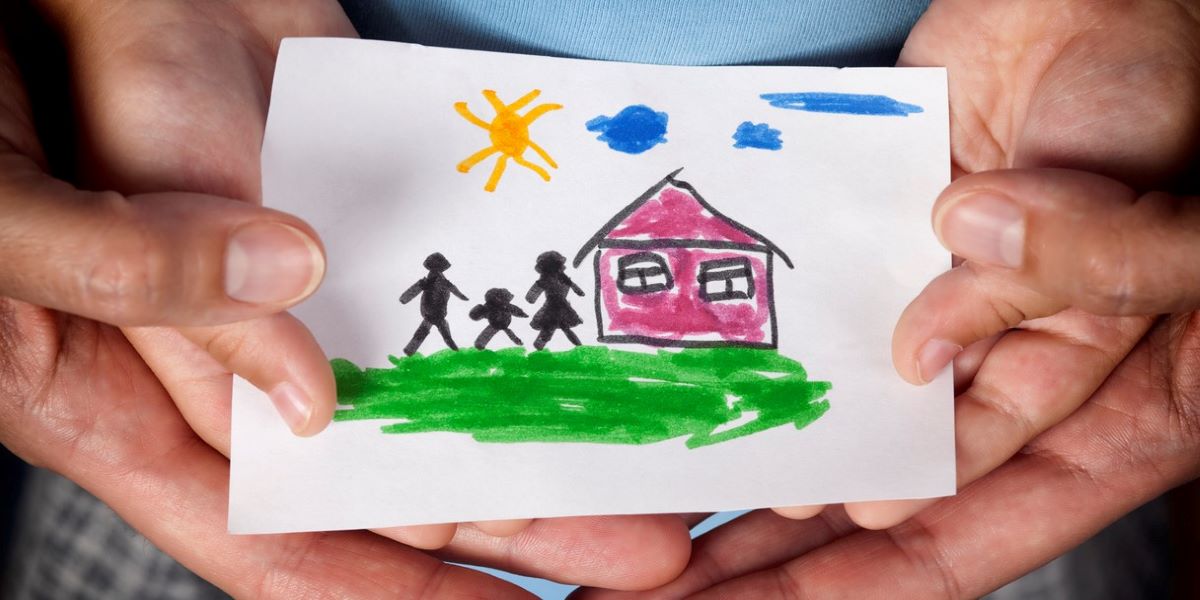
[934,168,1200,315]
[0,163,325,326]
[893,168,1196,384]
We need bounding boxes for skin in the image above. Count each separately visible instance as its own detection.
[578,0,1200,596]
[1,0,692,595]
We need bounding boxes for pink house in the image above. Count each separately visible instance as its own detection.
[571,169,793,348]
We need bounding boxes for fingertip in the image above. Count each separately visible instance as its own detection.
[844,498,936,530]
[915,338,962,384]
[770,504,826,520]
[474,518,534,537]
[376,523,460,550]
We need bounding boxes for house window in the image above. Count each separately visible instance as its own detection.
[617,252,673,294]
[698,257,755,302]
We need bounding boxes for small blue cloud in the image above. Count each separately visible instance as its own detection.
[585,105,668,154]
[761,92,923,116]
[732,121,782,150]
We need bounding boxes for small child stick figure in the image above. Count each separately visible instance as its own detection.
[400,252,468,356]
[469,288,528,349]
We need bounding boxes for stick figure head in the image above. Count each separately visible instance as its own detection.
[485,288,514,305]
[535,250,566,275]
[423,252,451,272]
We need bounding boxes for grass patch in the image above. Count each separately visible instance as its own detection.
[332,346,831,449]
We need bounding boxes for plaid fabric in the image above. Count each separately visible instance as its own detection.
[2,469,228,600]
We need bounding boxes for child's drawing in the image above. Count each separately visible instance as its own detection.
[455,89,562,192]
[526,250,586,350]
[332,171,829,450]
[760,92,923,116]
[572,169,793,348]
[400,252,468,355]
[732,121,783,150]
[585,105,669,154]
[470,288,528,349]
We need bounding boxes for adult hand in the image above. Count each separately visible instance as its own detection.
[579,0,1200,596]
[1,0,691,592]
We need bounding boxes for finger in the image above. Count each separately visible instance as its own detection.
[572,508,860,599]
[1,315,530,599]
[473,519,534,537]
[174,313,336,437]
[769,504,825,520]
[0,166,325,327]
[933,168,1200,315]
[858,309,1151,529]
[377,524,461,551]
[441,515,692,591]
[691,320,1200,599]
[125,327,694,588]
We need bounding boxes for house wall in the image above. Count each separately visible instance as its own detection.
[596,246,772,345]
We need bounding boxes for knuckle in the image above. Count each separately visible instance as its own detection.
[81,195,172,324]
[1076,225,1145,315]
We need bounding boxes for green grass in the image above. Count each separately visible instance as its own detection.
[332,346,831,449]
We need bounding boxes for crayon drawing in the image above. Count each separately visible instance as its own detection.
[333,170,829,449]
[572,169,792,348]
[585,105,669,154]
[455,89,562,192]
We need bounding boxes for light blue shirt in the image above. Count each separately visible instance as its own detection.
[339,0,931,66]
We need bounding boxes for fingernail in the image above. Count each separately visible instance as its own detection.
[225,223,324,304]
[916,338,962,384]
[268,381,313,434]
[938,193,1025,268]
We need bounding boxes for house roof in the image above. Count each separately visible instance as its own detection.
[572,168,794,268]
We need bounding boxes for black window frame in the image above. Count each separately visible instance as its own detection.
[616,251,674,294]
[697,257,755,302]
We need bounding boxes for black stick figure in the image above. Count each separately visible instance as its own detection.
[526,250,585,350]
[469,288,528,349]
[400,252,468,356]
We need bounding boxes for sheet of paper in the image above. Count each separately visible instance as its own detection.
[230,38,953,533]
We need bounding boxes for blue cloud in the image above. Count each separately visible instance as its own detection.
[732,121,782,150]
[761,92,923,116]
[585,105,668,154]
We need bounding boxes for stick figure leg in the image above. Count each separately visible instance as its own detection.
[503,328,524,346]
[561,327,582,346]
[404,320,433,356]
[474,325,498,350]
[433,319,459,351]
[533,328,555,350]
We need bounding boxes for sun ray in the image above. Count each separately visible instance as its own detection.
[527,140,557,169]
[482,90,507,112]
[484,155,509,192]
[511,154,552,181]
[457,146,499,173]
[506,88,542,112]
[454,103,492,130]
[521,103,563,125]
[455,89,561,192]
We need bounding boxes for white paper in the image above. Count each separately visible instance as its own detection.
[230,38,953,533]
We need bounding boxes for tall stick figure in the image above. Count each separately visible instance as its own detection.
[400,253,468,356]
[526,250,585,350]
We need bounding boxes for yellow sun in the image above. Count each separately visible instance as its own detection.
[454,89,562,192]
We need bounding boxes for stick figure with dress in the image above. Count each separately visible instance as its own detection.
[525,250,585,350]
[400,252,468,355]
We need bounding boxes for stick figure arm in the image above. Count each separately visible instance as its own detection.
[564,276,585,296]
[525,283,543,304]
[509,305,529,318]
[399,281,423,304]
[447,281,469,301]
